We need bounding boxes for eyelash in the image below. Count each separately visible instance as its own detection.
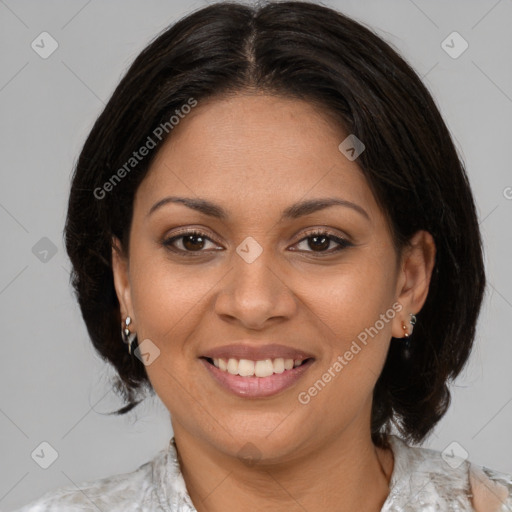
[162,228,353,256]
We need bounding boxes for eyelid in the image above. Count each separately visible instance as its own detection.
[297,227,352,244]
[164,226,221,243]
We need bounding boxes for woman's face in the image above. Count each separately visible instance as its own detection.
[113,92,433,462]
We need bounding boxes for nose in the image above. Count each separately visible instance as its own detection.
[214,246,298,330]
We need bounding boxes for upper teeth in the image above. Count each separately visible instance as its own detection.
[212,358,304,377]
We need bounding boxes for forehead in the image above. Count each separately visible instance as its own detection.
[135,93,381,224]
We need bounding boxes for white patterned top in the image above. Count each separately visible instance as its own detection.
[14,435,512,511]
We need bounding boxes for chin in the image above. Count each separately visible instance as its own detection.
[208,426,309,465]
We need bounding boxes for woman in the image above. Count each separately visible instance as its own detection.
[16,1,512,511]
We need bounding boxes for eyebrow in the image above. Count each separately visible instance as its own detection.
[147,196,370,221]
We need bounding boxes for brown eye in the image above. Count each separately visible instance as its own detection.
[182,233,206,251]
[307,234,331,251]
[292,230,353,254]
[163,230,220,253]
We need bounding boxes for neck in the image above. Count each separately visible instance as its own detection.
[172,421,394,512]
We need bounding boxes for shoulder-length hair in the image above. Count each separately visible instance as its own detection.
[64,1,485,448]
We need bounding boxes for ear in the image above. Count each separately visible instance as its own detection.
[111,236,135,327]
[392,230,436,338]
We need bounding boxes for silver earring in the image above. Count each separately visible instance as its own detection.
[401,313,417,360]
[121,316,137,355]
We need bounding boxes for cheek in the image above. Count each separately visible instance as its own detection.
[127,254,214,412]
[298,252,397,408]
[128,250,216,352]
[306,255,396,342]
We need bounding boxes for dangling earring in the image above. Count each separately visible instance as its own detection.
[401,313,417,360]
[121,316,138,355]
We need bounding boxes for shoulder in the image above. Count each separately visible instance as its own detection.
[12,449,166,512]
[469,463,512,512]
[385,435,512,512]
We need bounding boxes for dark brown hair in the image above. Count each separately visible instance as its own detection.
[64,0,486,448]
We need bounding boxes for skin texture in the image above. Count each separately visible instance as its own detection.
[112,92,436,512]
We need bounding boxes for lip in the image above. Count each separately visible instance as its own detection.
[201,343,315,361]
[200,357,315,398]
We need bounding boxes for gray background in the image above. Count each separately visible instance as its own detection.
[1,0,511,509]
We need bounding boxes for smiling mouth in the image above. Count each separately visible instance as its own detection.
[201,356,313,378]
